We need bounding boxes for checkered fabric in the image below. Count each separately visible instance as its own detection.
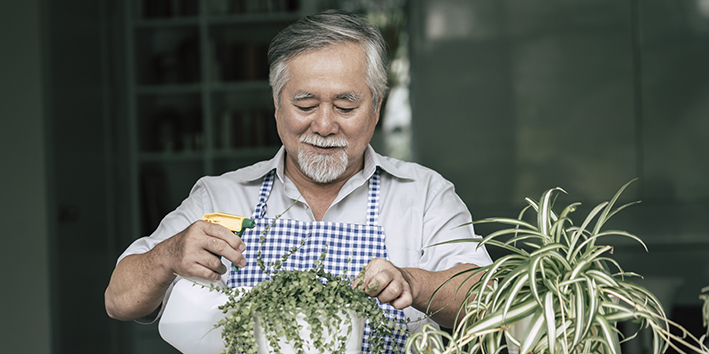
[227,169,408,353]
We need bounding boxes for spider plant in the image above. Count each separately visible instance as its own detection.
[407,180,709,354]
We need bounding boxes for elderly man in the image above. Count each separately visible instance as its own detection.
[105,9,491,352]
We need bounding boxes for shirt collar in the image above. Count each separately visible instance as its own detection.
[230,146,285,183]
[363,145,414,181]
[234,145,415,183]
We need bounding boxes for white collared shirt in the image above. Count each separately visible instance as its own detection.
[120,145,492,331]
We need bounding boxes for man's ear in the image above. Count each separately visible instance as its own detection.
[374,96,383,125]
[272,94,279,117]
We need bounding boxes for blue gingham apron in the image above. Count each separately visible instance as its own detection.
[227,169,408,353]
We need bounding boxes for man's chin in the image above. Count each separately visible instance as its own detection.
[304,165,347,184]
[297,152,348,183]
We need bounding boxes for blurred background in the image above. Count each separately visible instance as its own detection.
[2,0,708,353]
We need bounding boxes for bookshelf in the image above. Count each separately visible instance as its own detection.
[125,0,319,242]
[121,1,323,352]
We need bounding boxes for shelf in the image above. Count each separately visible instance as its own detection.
[131,12,300,28]
[138,151,204,162]
[134,26,200,85]
[136,83,202,95]
[207,12,302,25]
[211,145,280,159]
[209,80,271,93]
[132,17,200,28]
[133,82,274,100]
[137,146,279,163]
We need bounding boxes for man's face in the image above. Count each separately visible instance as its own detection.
[274,42,381,184]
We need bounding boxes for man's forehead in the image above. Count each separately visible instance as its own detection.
[280,43,371,103]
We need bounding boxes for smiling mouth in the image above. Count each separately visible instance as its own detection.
[309,144,343,154]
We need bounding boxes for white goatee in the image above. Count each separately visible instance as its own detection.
[297,135,349,183]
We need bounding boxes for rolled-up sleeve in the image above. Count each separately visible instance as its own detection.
[418,177,492,271]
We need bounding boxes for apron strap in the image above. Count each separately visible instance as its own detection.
[366,168,380,226]
[250,169,275,220]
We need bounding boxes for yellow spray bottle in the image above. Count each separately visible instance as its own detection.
[203,212,256,272]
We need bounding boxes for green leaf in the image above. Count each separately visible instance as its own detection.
[592,230,648,252]
[592,178,637,237]
[501,272,530,320]
[568,201,608,258]
[543,291,557,354]
[492,265,529,311]
[582,276,600,342]
[461,297,539,337]
[472,217,538,231]
[571,281,587,351]
[595,314,622,354]
[585,269,619,288]
[529,243,568,258]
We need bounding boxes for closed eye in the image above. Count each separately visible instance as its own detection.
[296,105,317,112]
[337,106,355,113]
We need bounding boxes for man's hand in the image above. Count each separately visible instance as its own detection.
[351,258,414,310]
[161,220,248,282]
[351,258,482,328]
[105,220,247,321]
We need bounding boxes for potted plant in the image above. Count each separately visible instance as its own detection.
[406,180,709,354]
[200,209,407,354]
[211,245,405,354]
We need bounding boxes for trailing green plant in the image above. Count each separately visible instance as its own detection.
[407,180,709,354]
[203,205,406,354]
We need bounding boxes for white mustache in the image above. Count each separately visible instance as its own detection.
[299,135,348,148]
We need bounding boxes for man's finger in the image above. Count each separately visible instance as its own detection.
[390,291,413,310]
[375,278,406,303]
[201,221,246,252]
[199,223,248,268]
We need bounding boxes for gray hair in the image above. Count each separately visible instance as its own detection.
[268,9,389,112]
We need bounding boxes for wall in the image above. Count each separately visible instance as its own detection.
[0,1,122,353]
[410,0,709,309]
[43,1,127,353]
[0,1,53,353]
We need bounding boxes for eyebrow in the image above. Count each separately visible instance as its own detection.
[291,91,315,101]
[290,91,363,102]
[336,92,363,102]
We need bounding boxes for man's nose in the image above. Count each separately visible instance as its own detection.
[311,105,338,135]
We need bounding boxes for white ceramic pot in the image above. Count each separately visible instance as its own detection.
[159,277,240,354]
[159,278,364,354]
[253,308,364,354]
[506,314,534,354]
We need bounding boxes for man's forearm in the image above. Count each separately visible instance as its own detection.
[104,246,176,321]
[405,263,482,329]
